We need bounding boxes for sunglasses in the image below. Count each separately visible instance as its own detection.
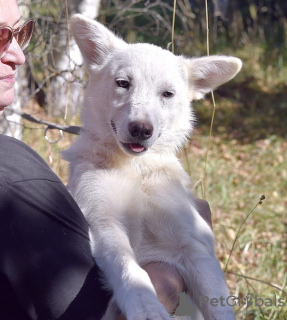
[0,19,36,59]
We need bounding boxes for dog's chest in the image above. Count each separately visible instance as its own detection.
[122,158,191,218]
[132,158,190,197]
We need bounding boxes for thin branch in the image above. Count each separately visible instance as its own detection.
[227,271,287,296]
[12,110,81,135]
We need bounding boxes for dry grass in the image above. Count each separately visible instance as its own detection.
[21,101,79,184]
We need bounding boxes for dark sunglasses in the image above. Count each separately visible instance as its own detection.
[0,19,36,59]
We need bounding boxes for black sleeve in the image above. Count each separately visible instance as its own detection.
[0,135,111,320]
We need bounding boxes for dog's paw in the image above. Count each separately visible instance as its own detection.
[124,290,171,320]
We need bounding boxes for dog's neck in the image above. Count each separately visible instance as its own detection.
[78,130,189,182]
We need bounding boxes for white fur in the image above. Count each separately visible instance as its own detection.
[63,14,242,320]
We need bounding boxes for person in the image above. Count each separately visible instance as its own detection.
[0,1,212,319]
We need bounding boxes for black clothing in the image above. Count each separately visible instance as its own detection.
[0,135,110,320]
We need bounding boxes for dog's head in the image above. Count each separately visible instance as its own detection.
[71,14,242,156]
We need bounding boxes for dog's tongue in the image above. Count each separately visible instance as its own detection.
[129,143,145,153]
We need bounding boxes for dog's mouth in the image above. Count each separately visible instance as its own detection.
[122,143,147,154]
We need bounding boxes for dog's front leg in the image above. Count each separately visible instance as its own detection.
[182,252,235,320]
[71,169,171,320]
[89,220,171,320]
[184,199,235,320]
[149,187,235,320]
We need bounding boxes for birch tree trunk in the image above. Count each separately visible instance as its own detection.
[48,0,101,116]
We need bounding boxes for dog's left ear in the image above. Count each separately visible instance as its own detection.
[184,55,242,100]
[71,14,127,72]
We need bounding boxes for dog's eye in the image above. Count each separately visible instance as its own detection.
[116,79,130,89]
[162,91,174,98]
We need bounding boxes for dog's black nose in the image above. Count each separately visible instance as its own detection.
[129,121,153,140]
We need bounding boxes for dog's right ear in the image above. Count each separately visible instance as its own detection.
[183,55,242,100]
[71,14,127,71]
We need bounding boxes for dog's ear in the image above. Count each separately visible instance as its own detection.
[70,14,127,70]
[184,56,242,100]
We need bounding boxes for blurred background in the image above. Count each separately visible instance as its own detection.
[3,1,286,318]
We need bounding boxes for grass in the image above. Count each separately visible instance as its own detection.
[180,129,287,318]
[21,102,79,183]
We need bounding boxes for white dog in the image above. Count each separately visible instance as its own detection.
[63,14,242,320]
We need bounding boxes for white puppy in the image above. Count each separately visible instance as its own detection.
[63,14,242,320]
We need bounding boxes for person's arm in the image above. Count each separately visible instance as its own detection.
[0,135,111,319]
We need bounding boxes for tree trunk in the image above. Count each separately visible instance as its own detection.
[47,0,101,117]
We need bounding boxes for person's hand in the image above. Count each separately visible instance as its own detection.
[116,197,212,319]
